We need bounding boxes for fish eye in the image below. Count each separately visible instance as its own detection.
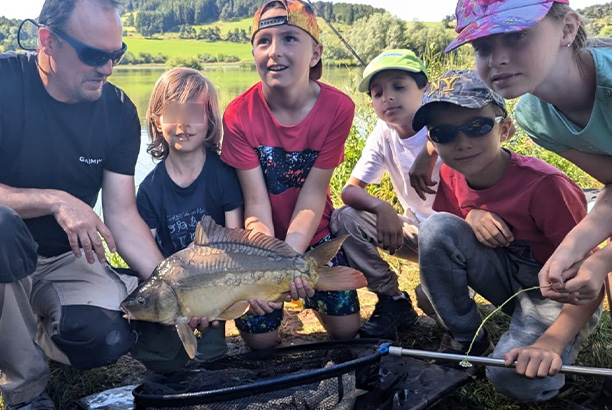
[136,296,146,305]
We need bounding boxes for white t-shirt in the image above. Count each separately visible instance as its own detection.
[351,119,440,222]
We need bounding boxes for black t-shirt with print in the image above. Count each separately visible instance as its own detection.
[137,150,243,258]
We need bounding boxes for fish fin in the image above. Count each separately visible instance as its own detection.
[216,300,251,320]
[194,216,297,257]
[314,266,367,291]
[304,235,348,267]
[175,323,197,359]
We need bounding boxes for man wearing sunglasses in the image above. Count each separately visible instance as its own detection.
[0,0,164,409]
[411,70,601,402]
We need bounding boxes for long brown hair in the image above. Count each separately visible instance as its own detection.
[146,68,222,159]
[546,3,612,51]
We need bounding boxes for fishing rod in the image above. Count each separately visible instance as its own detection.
[305,0,367,67]
[385,346,612,378]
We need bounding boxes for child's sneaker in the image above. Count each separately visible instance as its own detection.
[414,284,440,324]
[359,291,418,340]
[435,329,494,376]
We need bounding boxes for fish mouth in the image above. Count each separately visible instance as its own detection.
[121,306,134,322]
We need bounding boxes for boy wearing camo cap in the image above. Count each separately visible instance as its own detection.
[414,70,601,402]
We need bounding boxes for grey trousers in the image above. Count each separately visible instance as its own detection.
[330,206,419,296]
[0,206,139,405]
[418,212,601,402]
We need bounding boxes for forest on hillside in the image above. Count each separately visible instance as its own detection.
[2,0,612,64]
[124,0,384,32]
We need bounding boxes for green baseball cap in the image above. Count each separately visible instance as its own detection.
[358,49,428,93]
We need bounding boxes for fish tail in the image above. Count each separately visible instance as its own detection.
[315,266,367,291]
[305,235,348,267]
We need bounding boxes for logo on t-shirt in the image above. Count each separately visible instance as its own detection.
[256,146,318,194]
[79,156,103,165]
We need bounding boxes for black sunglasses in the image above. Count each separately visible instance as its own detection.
[428,116,504,144]
[51,27,127,67]
[18,19,127,67]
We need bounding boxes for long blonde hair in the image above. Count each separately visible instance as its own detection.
[146,67,222,159]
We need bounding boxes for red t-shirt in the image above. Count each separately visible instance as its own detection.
[434,150,586,264]
[221,81,355,245]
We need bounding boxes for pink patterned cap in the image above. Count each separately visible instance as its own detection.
[445,0,570,52]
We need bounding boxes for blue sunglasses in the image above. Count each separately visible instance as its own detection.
[428,116,504,144]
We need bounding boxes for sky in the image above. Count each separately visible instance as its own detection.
[0,0,607,22]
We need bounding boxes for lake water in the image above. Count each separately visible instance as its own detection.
[108,65,361,186]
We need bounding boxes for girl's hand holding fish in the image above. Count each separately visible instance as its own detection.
[287,278,315,300]
[248,278,316,315]
[248,298,280,315]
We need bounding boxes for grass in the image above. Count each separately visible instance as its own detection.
[123,37,253,61]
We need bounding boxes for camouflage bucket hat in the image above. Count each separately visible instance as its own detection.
[251,0,320,43]
[412,69,506,131]
[445,0,570,52]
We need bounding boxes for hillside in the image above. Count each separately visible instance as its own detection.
[3,1,611,65]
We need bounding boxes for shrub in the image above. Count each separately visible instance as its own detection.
[165,56,202,70]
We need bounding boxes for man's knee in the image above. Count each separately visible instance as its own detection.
[51,305,136,370]
[0,205,38,283]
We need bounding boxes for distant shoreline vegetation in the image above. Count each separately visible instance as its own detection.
[1,0,611,60]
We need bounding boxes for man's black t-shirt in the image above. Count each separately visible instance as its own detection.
[0,52,140,257]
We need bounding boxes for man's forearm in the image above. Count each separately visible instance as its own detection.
[108,213,164,279]
[0,183,65,219]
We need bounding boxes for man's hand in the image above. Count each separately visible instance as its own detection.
[53,191,115,264]
[409,143,438,201]
[373,202,403,255]
[465,209,514,247]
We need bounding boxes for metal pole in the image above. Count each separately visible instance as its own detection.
[305,0,367,67]
[387,346,612,378]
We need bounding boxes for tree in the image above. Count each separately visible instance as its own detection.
[346,13,407,63]
[599,25,612,37]
[136,11,164,37]
[125,13,135,27]
[441,14,455,29]
[404,22,454,56]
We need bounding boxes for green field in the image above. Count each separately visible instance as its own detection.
[124,37,252,60]
[192,17,252,33]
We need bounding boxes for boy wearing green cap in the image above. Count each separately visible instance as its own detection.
[330,49,441,340]
[414,69,600,402]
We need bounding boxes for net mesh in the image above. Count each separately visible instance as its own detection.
[133,340,385,410]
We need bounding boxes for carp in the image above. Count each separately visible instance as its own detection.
[121,216,367,359]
